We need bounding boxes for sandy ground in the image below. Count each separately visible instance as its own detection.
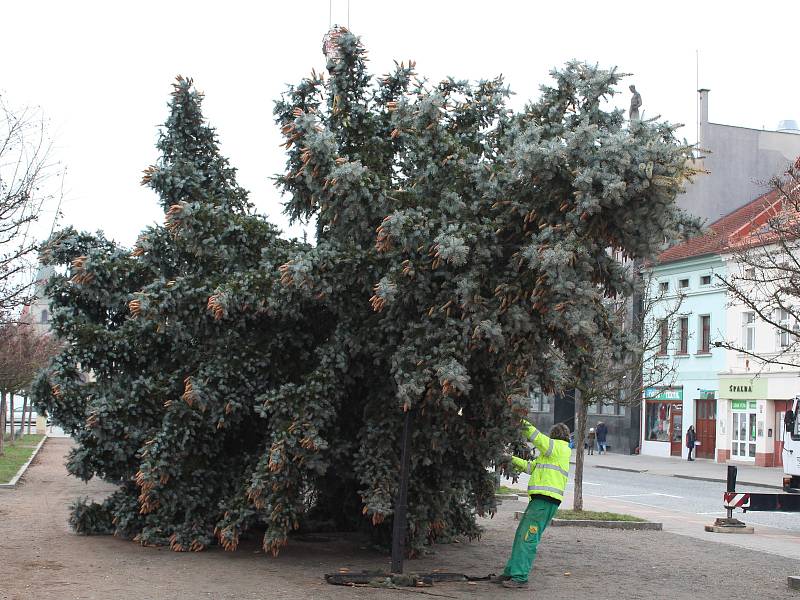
[1,438,799,600]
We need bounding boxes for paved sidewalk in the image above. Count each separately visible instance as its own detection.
[575,450,784,490]
[4,438,800,599]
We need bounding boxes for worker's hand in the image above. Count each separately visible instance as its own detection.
[499,453,512,466]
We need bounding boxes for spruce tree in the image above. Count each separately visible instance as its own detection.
[35,33,697,557]
[35,77,327,551]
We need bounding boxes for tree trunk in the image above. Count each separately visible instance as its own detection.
[19,395,28,438]
[8,393,14,443]
[27,399,33,435]
[573,389,587,512]
[0,391,6,456]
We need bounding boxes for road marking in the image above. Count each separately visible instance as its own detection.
[653,493,683,499]
[604,493,654,498]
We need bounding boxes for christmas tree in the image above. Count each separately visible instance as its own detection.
[35,32,697,557]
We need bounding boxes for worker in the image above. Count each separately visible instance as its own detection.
[493,419,572,589]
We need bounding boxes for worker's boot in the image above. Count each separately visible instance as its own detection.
[489,574,511,584]
[502,579,529,589]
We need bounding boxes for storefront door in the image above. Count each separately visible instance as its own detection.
[775,400,791,468]
[731,411,757,461]
[670,406,683,457]
[695,395,716,459]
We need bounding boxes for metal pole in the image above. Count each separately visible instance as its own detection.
[391,409,414,574]
[726,465,737,519]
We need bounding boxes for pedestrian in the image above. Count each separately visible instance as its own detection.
[596,421,608,454]
[686,425,696,461]
[587,427,596,455]
[495,419,571,590]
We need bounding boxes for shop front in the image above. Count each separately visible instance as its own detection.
[717,376,787,467]
[641,387,683,458]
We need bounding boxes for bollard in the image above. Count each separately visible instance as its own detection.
[726,465,737,520]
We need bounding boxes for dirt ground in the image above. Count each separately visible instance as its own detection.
[2,438,799,600]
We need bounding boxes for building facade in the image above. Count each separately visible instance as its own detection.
[643,190,800,467]
[642,254,727,459]
[679,90,800,224]
[716,247,800,467]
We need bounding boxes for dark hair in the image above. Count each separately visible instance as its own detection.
[550,423,571,442]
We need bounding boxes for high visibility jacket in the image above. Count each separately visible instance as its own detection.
[511,419,570,503]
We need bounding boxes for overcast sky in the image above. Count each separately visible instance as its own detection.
[2,0,798,247]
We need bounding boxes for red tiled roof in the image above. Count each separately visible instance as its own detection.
[657,188,784,264]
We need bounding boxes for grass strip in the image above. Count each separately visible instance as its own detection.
[0,434,45,483]
[556,509,645,522]
[496,485,525,495]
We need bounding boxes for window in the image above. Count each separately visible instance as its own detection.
[659,281,669,293]
[777,309,791,349]
[529,392,551,413]
[588,403,598,414]
[40,309,49,324]
[679,278,689,289]
[742,312,756,351]
[677,317,689,354]
[701,275,712,286]
[699,315,711,353]
[658,319,669,354]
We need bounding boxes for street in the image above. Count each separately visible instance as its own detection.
[504,461,800,559]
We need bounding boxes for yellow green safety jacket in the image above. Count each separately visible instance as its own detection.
[510,419,570,503]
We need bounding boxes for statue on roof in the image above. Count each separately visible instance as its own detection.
[629,85,642,121]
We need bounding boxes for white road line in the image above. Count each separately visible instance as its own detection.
[603,493,655,498]
[653,493,683,499]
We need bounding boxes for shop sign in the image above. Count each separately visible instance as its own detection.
[721,378,766,400]
[644,387,682,401]
[731,400,759,411]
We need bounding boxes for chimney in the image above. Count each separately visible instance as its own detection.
[698,89,710,124]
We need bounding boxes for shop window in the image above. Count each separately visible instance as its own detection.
[645,401,674,442]
[742,312,755,351]
[698,315,711,353]
[677,317,689,354]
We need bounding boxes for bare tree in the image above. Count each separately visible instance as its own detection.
[571,270,684,511]
[715,159,800,368]
[0,321,60,453]
[0,95,60,322]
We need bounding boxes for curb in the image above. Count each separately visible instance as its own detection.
[672,474,783,491]
[550,519,662,530]
[0,436,48,489]
[593,465,649,474]
[495,493,526,501]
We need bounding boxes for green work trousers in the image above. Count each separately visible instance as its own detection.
[502,496,559,583]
